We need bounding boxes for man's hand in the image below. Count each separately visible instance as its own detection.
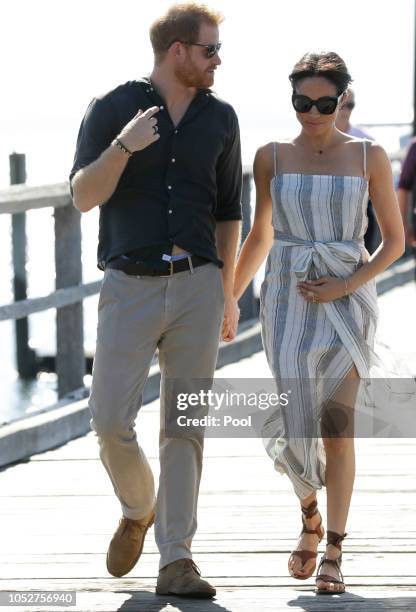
[117,106,160,153]
[221,296,240,342]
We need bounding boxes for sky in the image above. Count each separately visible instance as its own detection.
[1,0,414,187]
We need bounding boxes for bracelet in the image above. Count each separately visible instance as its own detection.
[112,137,132,157]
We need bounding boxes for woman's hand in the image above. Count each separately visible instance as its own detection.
[221,296,240,342]
[297,276,348,303]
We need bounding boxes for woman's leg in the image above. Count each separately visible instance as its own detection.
[288,491,324,578]
[317,365,360,592]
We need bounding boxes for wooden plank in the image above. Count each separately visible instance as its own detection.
[2,532,416,553]
[3,536,416,555]
[25,437,416,463]
[9,436,416,470]
[1,588,416,612]
[11,214,37,376]
[2,578,416,589]
[1,454,416,497]
[54,204,84,397]
[0,183,71,215]
[1,551,416,579]
[0,280,101,321]
[3,489,416,509]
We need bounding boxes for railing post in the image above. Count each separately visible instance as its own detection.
[54,204,85,397]
[238,172,257,321]
[10,153,37,378]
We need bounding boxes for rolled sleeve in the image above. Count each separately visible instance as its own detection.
[214,108,243,222]
[69,95,118,188]
[398,140,416,191]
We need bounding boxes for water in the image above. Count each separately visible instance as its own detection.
[0,124,411,425]
[0,209,100,425]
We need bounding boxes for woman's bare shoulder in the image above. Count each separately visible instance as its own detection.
[255,140,294,163]
[254,142,273,169]
[366,141,390,175]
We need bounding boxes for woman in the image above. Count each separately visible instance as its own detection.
[233,52,404,594]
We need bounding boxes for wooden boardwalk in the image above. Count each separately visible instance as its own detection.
[1,281,416,611]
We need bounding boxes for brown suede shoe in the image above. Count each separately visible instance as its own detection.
[106,509,155,577]
[156,558,216,598]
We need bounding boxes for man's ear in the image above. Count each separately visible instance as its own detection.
[168,41,184,59]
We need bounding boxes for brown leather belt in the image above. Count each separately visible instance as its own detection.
[106,254,209,277]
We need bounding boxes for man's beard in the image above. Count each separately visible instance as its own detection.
[174,59,213,89]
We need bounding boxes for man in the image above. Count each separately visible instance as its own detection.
[70,3,242,598]
[335,88,373,140]
[397,138,416,251]
[336,88,381,254]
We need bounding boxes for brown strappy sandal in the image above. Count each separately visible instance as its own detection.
[315,530,347,594]
[288,499,325,580]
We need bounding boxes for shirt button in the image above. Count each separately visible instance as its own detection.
[174,129,178,134]
[168,209,173,214]
[160,105,165,110]
[168,185,172,190]
[171,158,176,163]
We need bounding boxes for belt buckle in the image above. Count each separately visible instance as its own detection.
[160,260,174,277]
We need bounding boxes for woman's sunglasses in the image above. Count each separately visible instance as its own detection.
[292,94,342,115]
[176,41,222,58]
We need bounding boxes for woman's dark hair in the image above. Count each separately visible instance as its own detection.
[289,52,352,95]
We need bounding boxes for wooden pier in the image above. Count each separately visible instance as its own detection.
[1,159,416,610]
[1,278,416,612]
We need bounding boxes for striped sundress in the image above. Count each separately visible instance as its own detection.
[260,140,378,500]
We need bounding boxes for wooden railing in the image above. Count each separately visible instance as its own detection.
[3,132,407,403]
[0,155,255,399]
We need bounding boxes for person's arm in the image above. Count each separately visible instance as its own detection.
[214,108,243,342]
[233,144,274,301]
[71,102,160,213]
[349,143,405,286]
[216,221,241,342]
[72,145,131,213]
[397,187,415,246]
[299,143,405,302]
[396,141,416,247]
[216,221,241,297]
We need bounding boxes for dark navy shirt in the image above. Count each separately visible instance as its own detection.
[69,77,242,270]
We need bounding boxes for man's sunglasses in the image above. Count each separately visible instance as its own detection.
[292,94,342,115]
[177,41,222,58]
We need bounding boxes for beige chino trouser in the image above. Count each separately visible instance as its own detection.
[89,262,225,569]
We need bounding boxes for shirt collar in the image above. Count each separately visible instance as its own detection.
[136,76,213,126]
[137,75,212,97]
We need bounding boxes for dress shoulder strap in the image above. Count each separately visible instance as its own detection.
[273,142,277,176]
[362,139,367,179]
